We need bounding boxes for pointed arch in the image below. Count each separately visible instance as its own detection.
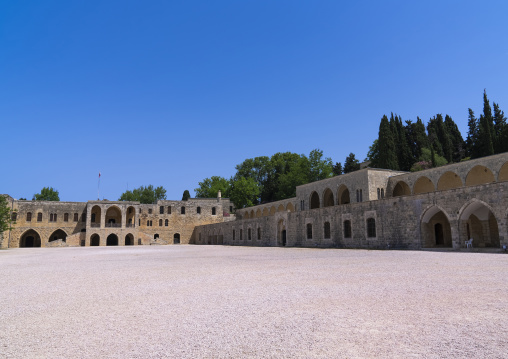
[465,165,495,186]
[310,191,320,209]
[277,204,285,212]
[49,229,68,242]
[458,199,499,248]
[337,185,350,205]
[323,188,334,207]
[125,233,134,245]
[437,171,462,191]
[420,205,452,248]
[256,209,262,218]
[262,207,269,216]
[413,176,435,195]
[498,161,508,181]
[105,205,122,227]
[90,234,100,246]
[243,211,249,219]
[286,203,295,212]
[106,234,118,246]
[250,210,255,218]
[270,206,276,215]
[19,229,41,248]
[393,181,411,197]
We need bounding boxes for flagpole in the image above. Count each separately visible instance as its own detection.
[98,172,101,200]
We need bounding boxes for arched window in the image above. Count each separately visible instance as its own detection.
[197,207,201,214]
[159,219,163,226]
[26,212,32,221]
[11,212,17,221]
[73,213,78,222]
[37,213,42,222]
[324,222,331,239]
[381,189,385,198]
[367,218,376,238]
[64,213,69,222]
[377,188,380,199]
[212,207,216,215]
[167,206,171,214]
[147,220,150,226]
[165,219,168,226]
[181,206,185,215]
[307,223,313,239]
[154,234,159,239]
[344,220,352,238]
[160,206,164,214]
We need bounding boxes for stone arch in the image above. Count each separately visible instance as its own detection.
[19,229,41,248]
[262,207,269,216]
[90,234,100,246]
[105,206,122,227]
[91,205,101,226]
[420,206,452,248]
[286,203,295,212]
[465,165,495,187]
[256,209,262,218]
[458,200,500,248]
[437,171,462,191]
[106,233,118,246]
[392,181,411,197]
[243,211,249,219]
[173,233,180,244]
[126,206,135,226]
[277,219,287,247]
[310,191,320,209]
[269,206,276,215]
[323,188,334,207]
[277,204,285,212]
[413,176,435,195]
[125,233,134,245]
[250,210,255,219]
[49,229,67,242]
[498,162,508,181]
[337,185,350,205]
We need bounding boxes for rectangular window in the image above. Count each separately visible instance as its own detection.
[64,213,69,222]
[167,206,171,214]
[26,212,32,222]
[212,207,216,215]
[307,223,312,239]
[54,213,57,222]
[160,206,164,214]
[81,213,86,222]
[37,213,42,222]
[233,230,235,241]
[257,227,261,240]
[367,218,376,238]
[50,213,54,222]
[11,212,17,221]
[148,208,152,214]
[324,222,331,239]
[248,228,251,240]
[181,207,185,215]
[344,220,352,238]
[197,207,201,214]
[240,229,243,241]
[74,213,78,222]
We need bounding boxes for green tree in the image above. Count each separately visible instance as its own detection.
[366,139,379,167]
[444,115,465,162]
[229,177,260,208]
[483,89,495,146]
[466,108,479,158]
[119,185,167,204]
[420,147,447,167]
[343,153,360,173]
[308,149,333,182]
[194,176,231,198]
[0,195,14,234]
[393,114,413,171]
[478,114,495,157]
[332,162,343,176]
[427,114,452,162]
[377,115,398,169]
[33,187,60,201]
[182,190,191,201]
[493,102,507,153]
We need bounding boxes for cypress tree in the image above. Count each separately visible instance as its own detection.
[483,89,496,148]
[493,102,507,153]
[394,115,412,171]
[478,114,495,157]
[444,115,465,162]
[377,114,398,170]
[466,108,479,158]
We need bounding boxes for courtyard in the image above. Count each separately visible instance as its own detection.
[0,246,507,358]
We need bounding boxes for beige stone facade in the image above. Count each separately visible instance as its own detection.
[0,195,233,248]
[3,153,508,251]
[195,153,508,250]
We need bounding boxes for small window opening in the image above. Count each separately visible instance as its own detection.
[307,223,313,239]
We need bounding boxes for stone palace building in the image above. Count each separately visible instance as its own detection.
[2,152,508,250]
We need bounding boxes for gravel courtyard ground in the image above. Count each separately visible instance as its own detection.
[1,246,507,358]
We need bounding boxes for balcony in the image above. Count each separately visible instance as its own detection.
[105,223,121,228]
[126,223,135,228]
[90,223,100,228]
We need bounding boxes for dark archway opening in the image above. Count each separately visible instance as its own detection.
[125,234,134,245]
[435,223,444,245]
[174,233,180,244]
[20,230,41,248]
[107,234,118,246]
[282,230,287,246]
[49,229,67,242]
[90,234,100,246]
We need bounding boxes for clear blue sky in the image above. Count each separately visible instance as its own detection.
[1,1,507,201]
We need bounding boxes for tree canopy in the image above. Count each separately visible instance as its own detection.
[33,187,60,201]
[195,176,231,199]
[182,190,191,201]
[0,195,13,234]
[119,185,167,204]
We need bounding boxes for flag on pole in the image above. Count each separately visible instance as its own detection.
[99,172,101,178]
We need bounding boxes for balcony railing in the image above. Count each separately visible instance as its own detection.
[105,223,121,228]
[126,223,135,228]
[90,223,100,228]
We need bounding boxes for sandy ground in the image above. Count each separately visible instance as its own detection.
[0,246,507,359]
